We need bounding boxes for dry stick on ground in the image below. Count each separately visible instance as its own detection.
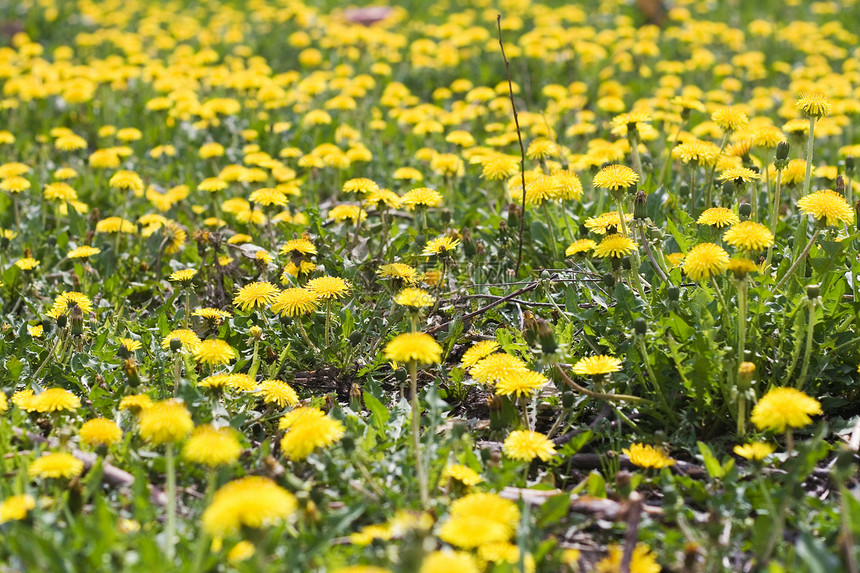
[497,14,528,276]
[424,281,540,334]
[620,491,644,573]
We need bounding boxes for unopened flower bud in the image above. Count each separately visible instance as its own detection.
[249,326,263,340]
[836,175,846,195]
[123,358,141,387]
[633,317,647,336]
[56,313,68,329]
[621,256,632,271]
[738,202,752,220]
[846,156,855,175]
[70,305,84,337]
[737,361,755,390]
[807,284,820,300]
[775,141,790,168]
[349,383,362,412]
[667,285,680,301]
[536,318,557,355]
[633,190,648,219]
[170,337,182,352]
[117,343,132,359]
[602,272,616,288]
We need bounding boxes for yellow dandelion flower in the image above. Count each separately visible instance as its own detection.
[595,543,661,573]
[194,339,236,365]
[797,189,854,226]
[255,379,300,408]
[0,494,35,524]
[750,387,822,433]
[377,263,419,284]
[15,258,40,271]
[169,269,197,283]
[202,476,297,537]
[711,105,749,131]
[29,452,84,480]
[384,333,442,365]
[503,430,557,461]
[495,370,547,397]
[394,287,435,308]
[67,245,101,259]
[623,443,676,469]
[422,236,460,256]
[593,164,639,190]
[593,234,637,259]
[733,442,776,461]
[182,425,242,467]
[306,276,349,299]
[697,207,739,228]
[419,551,479,573]
[270,288,319,317]
[682,243,730,281]
[723,221,774,252]
[572,355,622,376]
[460,340,500,368]
[79,418,122,448]
[401,187,443,209]
[138,399,193,446]
[31,388,80,413]
[280,413,345,461]
[796,90,832,118]
[470,353,529,384]
[119,394,153,412]
[233,281,280,311]
[442,464,482,487]
[161,328,201,353]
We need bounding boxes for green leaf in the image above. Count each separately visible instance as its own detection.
[362,391,389,434]
[586,471,606,498]
[697,441,724,479]
[536,491,571,527]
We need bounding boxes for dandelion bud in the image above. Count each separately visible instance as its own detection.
[836,175,845,195]
[349,383,362,412]
[522,311,538,346]
[737,361,755,390]
[806,284,820,300]
[0,236,8,251]
[602,272,616,288]
[633,317,647,336]
[440,209,452,224]
[56,313,68,329]
[169,337,182,352]
[70,305,84,337]
[249,326,263,340]
[738,202,752,220]
[633,190,648,219]
[846,156,855,175]
[621,256,632,271]
[774,141,790,170]
[123,358,141,387]
[536,318,557,355]
[475,241,486,257]
[667,285,680,301]
[117,343,132,359]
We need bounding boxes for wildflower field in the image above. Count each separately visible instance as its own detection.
[3,0,860,570]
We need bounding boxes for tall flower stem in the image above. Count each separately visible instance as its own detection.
[324,299,332,348]
[765,170,783,268]
[541,202,559,261]
[796,297,817,391]
[409,360,428,508]
[173,353,182,397]
[615,200,645,297]
[297,320,319,354]
[165,443,177,562]
[628,131,643,183]
[636,337,678,423]
[736,279,748,436]
[802,117,816,197]
[774,228,821,291]
[710,276,732,335]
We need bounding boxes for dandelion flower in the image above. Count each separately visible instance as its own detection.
[233,281,280,311]
[797,190,854,226]
[595,543,661,573]
[161,328,201,353]
[593,164,639,190]
[450,492,519,535]
[280,413,345,460]
[460,340,500,368]
[442,464,482,487]
[718,167,760,185]
[623,443,676,469]
[270,288,319,317]
[67,245,101,258]
[593,234,637,259]
[733,442,776,461]
[377,263,419,284]
[711,105,749,131]
[79,418,122,448]
[306,276,349,299]
[0,494,35,523]
[438,516,511,549]
[182,425,242,467]
[394,287,435,308]
[169,269,197,283]
[202,476,297,537]
[401,187,443,209]
[796,90,832,118]
[31,388,80,413]
[697,207,739,228]
[419,551,480,573]
[495,370,547,397]
[469,353,529,384]
[682,243,729,281]
[29,452,84,480]
[119,394,153,412]
[565,239,596,256]
[194,339,236,365]
[137,400,194,445]
[571,355,622,376]
[750,387,822,433]
[422,236,460,256]
[723,221,774,252]
[255,379,299,408]
[503,430,557,462]
[280,238,317,256]
[384,333,442,365]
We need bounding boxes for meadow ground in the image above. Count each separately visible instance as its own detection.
[1,0,860,571]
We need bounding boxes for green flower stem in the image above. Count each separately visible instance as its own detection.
[690,169,697,217]
[710,276,732,336]
[774,228,821,292]
[638,221,670,284]
[658,121,685,187]
[636,337,678,423]
[409,360,429,508]
[520,395,531,431]
[759,476,787,564]
[183,291,190,329]
[796,298,817,391]
[541,202,559,261]
[165,443,177,562]
[324,299,332,348]
[705,133,730,210]
[248,338,261,379]
[628,131,643,183]
[173,353,182,397]
[191,470,218,573]
[802,117,815,197]
[765,169,783,269]
[736,278,748,436]
[751,181,758,222]
[297,320,319,354]
[616,200,646,298]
